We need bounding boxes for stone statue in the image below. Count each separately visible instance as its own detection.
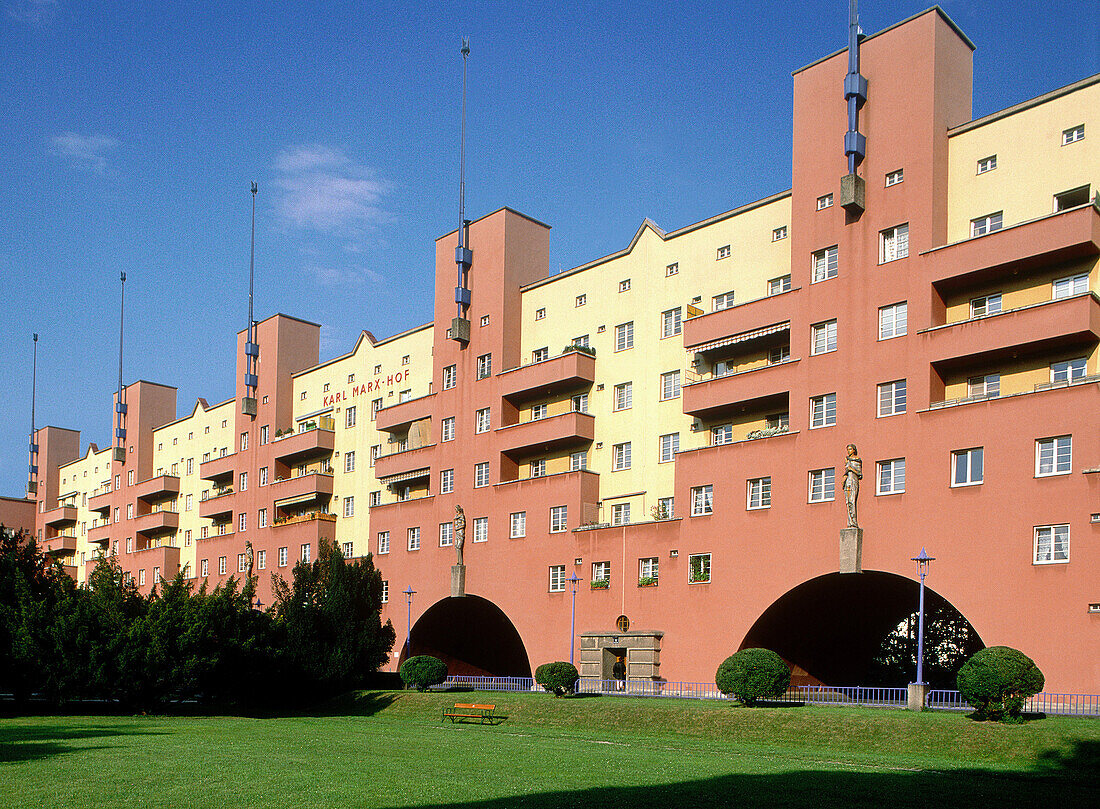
[843,443,863,528]
[453,505,466,566]
[245,540,255,580]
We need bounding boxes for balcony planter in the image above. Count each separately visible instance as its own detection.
[638,577,658,588]
[590,579,610,590]
[562,344,596,357]
[689,575,711,584]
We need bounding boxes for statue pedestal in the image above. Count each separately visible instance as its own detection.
[451,564,466,597]
[907,682,929,711]
[839,528,863,574]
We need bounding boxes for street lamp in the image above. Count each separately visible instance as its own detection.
[403,586,416,661]
[911,548,935,686]
[568,572,581,665]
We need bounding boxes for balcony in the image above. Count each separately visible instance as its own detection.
[199,452,237,483]
[271,472,334,508]
[682,359,800,420]
[84,555,109,578]
[272,512,339,545]
[493,469,601,525]
[87,523,111,547]
[132,509,179,539]
[129,544,182,579]
[42,535,77,555]
[923,204,1100,293]
[921,294,1100,372]
[499,349,596,403]
[88,490,113,515]
[684,288,800,352]
[43,505,78,528]
[374,444,435,483]
[134,474,180,504]
[376,393,436,433]
[495,411,595,457]
[199,490,235,520]
[272,428,335,465]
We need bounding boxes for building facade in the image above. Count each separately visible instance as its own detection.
[22,9,1099,693]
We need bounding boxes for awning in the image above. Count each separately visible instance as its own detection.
[379,468,430,486]
[274,492,325,508]
[687,321,790,354]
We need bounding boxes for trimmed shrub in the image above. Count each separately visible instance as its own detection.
[535,661,579,696]
[957,646,1044,721]
[715,648,791,706]
[399,655,448,691]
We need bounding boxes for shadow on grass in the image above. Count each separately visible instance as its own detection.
[0,723,165,765]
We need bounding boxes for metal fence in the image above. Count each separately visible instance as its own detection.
[432,676,1099,716]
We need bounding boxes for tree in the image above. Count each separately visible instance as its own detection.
[399,655,448,691]
[957,646,1044,721]
[867,602,983,688]
[715,648,791,706]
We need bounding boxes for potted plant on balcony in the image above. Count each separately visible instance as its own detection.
[591,578,610,590]
[562,343,596,357]
[638,576,658,588]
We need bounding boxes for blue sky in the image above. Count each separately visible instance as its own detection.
[1,0,1097,498]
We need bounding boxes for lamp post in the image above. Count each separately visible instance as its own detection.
[911,548,935,686]
[403,586,416,661]
[568,572,581,665]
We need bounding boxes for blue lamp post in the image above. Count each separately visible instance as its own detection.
[403,586,416,661]
[911,548,935,685]
[568,572,581,665]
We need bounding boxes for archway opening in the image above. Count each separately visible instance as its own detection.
[402,594,531,678]
[741,572,983,688]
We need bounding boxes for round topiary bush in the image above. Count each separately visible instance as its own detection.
[956,646,1044,721]
[715,648,791,706]
[399,655,448,691]
[535,661,579,696]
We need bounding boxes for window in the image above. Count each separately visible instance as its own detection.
[1062,124,1084,145]
[533,347,549,363]
[712,291,736,311]
[977,155,997,174]
[186,458,194,475]
[473,517,488,543]
[811,246,838,282]
[570,451,587,471]
[612,442,631,471]
[575,294,586,307]
[345,406,357,428]
[441,416,455,442]
[343,497,354,518]
[666,263,679,276]
[811,320,837,355]
[691,485,713,516]
[659,433,679,463]
[657,496,674,519]
[879,302,907,339]
[474,462,490,487]
[442,365,456,390]
[716,245,731,260]
[480,314,490,327]
[128,470,135,485]
[535,307,546,321]
[618,279,631,292]
[278,547,288,567]
[476,408,491,433]
[369,490,381,507]
[880,223,909,262]
[407,527,421,551]
[139,569,146,586]
[239,471,248,491]
[572,334,590,348]
[300,392,307,401]
[971,212,1003,237]
[747,477,771,510]
[611,503,631,526]
[571,393,589,413]
[809,468,835,502]
[257,550,266,570]
[711,424,732,445]
[768,345,791,364]
[341,542,354,559]
[399,389,411,403]
[689,554,711,583]
[240,432,249,451]
[1055,185,1091,211]
[615,322,634,351]
[772,226,787,241]
[766,413,789,431]
[885,169,903,187]
[878,380,907,416]
[440,468,454,494]
[238,554,247,573]
[967,374,1000,398]
[184,530,192,546]
[810,393,837,428]
[185,493,193,511]
[530,459,546,477]
[592,561,610,584]
[1036,436,1072,476]
[477,353,492,379]
[377,532,389,554]
[970,293,1002,318]
[219,557,227,575]
[550,505,567,533]
[238,512,247,532]
[662,307,682,337]
[371,398,383,418]
[549,566,566,592]
[639,557,658,584]
[339,451,354,474]
[768,275,792,295]
[952,448,984,486]
[381,581,388,603]
[258,508,267,528]
[1034,525,1069,564]
[374,364,382,375]
[877,458,906,494]
[510,512,526,539]
[200,559,209,577]
[1051,358,1087,383]
[817,193,833,210]
[531,404,547,420]
[301,544,311,562]
[1052,273,1088,299]
[614,382,632,411]
[370,445,381,467]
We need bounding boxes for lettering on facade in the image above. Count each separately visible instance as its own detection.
[321,370,409,408]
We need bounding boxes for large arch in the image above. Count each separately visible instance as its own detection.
[740,571,983,687]
[401,594,532,678]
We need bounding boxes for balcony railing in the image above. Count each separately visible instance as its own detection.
[928,373,1100,410]
[499,349,596,403]
[272,427,335,465]
[494,411,595,457]
[44,505,78,528]
[682,358,798,420]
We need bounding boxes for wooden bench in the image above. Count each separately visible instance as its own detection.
[441,703,499,724]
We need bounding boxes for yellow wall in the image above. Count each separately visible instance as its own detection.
[944,347,1098,400]
[944,258,1099,322]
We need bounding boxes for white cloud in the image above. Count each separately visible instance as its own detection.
[49,132,119,173]
[304,263,386,288]
[7,0,58,26]
[273,145,392,233]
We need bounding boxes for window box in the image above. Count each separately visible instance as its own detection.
[590,579,610,590]
[638,576,658,588]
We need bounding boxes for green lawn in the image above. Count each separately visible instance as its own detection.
[1,690,1097,808]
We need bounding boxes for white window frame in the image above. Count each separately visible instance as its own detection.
[407,527,421,552]
[809,468,835,502]
[665,263,679,276]
[747,477,771,510]
[575,294,586,307]
[440,468,454,494]
[658,433,679,463]
[689,554,711,583]
[817,193,833,210]
[474,462,490,487]
[711,424,733,446]
[592,561,610,583]
[951,447,984,487]
[278,547,288,567]
[476,407,491,433]
[970,293,1002,318]
[639,557,659,582]
[343,497,354,518]
[377,532,389,554]
[1035,436,1072,477]
[660,371,681,401]
[477,353,492,379]
[611,503,631,526]
[612,442,631,471]
[885,169,903,187]
[441,416,455,442]
[1061,124,1084,146]
[877,458,906,495]
[1051,358,1087,383]
[712,291,736,311]
[615,321,634,352]
[977,155,997,174]
[810,393,837,428]
[662,307,682,338]
[970,212,1003,237]
[344,452,356,473]
[691,484,713,516]
[772,226,787,241]
[530,459,546,478]
[613,382,632,411]
[1034,524,1069,564]
[550,505,567,533]
[345,406,356,428]
[510,512,526,539]
[879,223,909,263]
[878,302,907,339]
[811,246,838,283]
[442,364,456,390]
[768,275,792,295]
[1052,273,1088,299]
[439,522,452,547]
[811,320,837,355]
[877,379,907,417]
[967,374,1000,399]
[549,565,566,592]
[473,517,488,543]
[716,245,731,260]
[570,451,587,471]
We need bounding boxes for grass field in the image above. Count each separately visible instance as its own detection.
[1,690,1098,808]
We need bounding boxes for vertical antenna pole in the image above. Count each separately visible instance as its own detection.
[452,36,473,329]
[28,333,38,494]
[243,182,260,416]
[116,271,127,460]
[843,0,867,174]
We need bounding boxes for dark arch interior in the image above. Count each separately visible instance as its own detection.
[741,571,983,687]
[403,594,532,678]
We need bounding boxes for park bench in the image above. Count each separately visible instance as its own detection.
[441,703,500,724]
